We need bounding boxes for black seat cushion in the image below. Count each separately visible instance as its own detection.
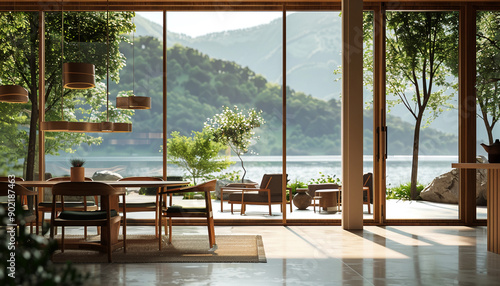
[39,202,96,208]
[119,202,156,208]
[165,205,207,213]
[58,209,118,220]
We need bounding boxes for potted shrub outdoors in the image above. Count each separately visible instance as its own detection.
[70,158,86,182]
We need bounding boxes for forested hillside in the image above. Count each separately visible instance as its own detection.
[100,36,458,156]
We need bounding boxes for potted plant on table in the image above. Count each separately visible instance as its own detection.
[70,158,86,182]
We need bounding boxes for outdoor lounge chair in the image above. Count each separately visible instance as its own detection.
[227,174,291,215]
[363,173,373,214]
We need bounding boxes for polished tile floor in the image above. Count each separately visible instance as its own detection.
[72,225,500,286]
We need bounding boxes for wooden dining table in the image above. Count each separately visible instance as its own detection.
[18,180,190,250]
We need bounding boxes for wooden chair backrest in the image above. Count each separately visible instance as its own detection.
[0,177,24,182]
[48,176,93,182]
[0,182,37,196]
[52,182,118,197]
[258,174,286,197]
[363,173,373,190]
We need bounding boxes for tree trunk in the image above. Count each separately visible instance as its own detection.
[410,115,423,200]
[25,15,39,182]
[237,153,246,183]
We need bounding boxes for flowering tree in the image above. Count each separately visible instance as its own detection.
[204,106,265,182]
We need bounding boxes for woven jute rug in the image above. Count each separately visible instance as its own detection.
[51,234,266,263]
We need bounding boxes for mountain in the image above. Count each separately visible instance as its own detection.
[98,38,458,157]
[132,13,475,140]
[136,12,342,102]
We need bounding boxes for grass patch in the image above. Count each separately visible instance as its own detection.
[386,182,425,201]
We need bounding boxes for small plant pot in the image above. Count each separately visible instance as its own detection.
[71,167,85,182]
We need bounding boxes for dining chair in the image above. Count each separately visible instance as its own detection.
[50,181,126,262]
[118,176,163,237]
[158,180,216,250]
[38,176,96,237]
[0,181,39,234]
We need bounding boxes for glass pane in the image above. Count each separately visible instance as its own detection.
[43,11,160,215]
[285,11,342,218]
[0,12,36,180]
[476,11,500,220]
[384,12,459,219]
[166,12,283,216]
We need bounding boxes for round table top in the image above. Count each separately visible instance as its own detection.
[315,189,340,193]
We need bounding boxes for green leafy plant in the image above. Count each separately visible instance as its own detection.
[69,158,86,167]
[216,171,242,182]
[286,179,308,201]
[308,172,341,185]
[0,201,90,285]
[386,182,425,201]
[205,106,265,183]
[167,128,233,185]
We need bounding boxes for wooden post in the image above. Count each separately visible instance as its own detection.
[459,4,477,225]
[341,0,364,230]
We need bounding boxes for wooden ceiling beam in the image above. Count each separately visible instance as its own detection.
[1,1,500,12]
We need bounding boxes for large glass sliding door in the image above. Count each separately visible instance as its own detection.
[384,11,459,220]
[285,11,342,218]
[476,10,500,220]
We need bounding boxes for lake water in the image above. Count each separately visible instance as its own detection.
[46,155,459,187]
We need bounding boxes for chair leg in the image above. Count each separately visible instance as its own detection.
[107,226,112,263]
[207,216,215,249]
[61,226,65,253]
[168,217,173,244]
[158,215,163,250]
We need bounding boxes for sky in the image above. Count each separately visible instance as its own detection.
[137,11,282,38]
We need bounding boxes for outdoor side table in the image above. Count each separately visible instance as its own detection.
[316,189,341,213]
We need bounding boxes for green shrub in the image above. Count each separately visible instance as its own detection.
[386,182,425,200]
[308,172,341,185]
[286,179,308,201]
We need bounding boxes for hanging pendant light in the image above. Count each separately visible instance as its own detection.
[63,62,95,89]
[116,17,151,110]
[63,12,95,89]
[0,9,29,103]
[101,0,131,132]
[0,85,29,103]
[42,1,68,132]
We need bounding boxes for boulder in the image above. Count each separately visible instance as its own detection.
[92,170,123,181]
[420,156,488,205]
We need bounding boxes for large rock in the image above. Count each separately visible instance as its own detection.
[92,170,123,181]
[420,156,488,205]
